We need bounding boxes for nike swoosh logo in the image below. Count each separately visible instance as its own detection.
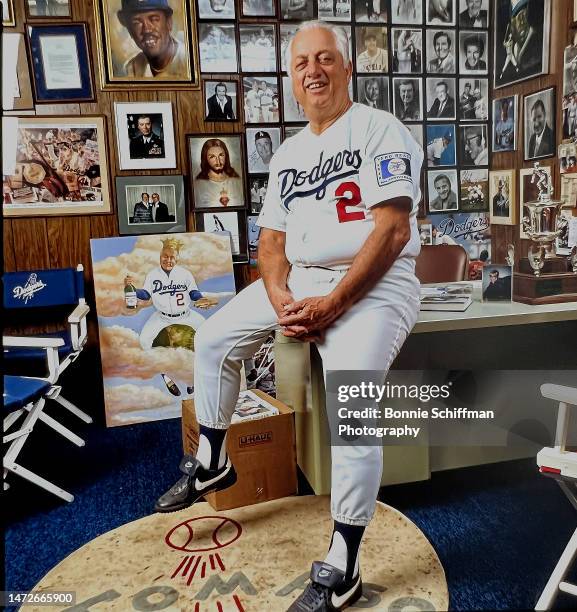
[331,576,360,609]
[194,463,231,492]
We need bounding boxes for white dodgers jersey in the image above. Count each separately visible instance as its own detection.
[257,103,424,269]
[143,265,198,315]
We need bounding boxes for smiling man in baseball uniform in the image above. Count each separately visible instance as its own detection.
[155,20,423,611]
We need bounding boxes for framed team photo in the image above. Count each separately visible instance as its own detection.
[493,0,550,89]
[115,102,176,171]
[243,76,280,124]
[426,124,456,167]
[116,175,186,235]
[198,22,238,74]
[197,211,248,261]
[459,31,488,75]
[246,127,281,174]
[392,29,423,73]
[519,165,551,239]
[407,123,424,147]
[318,0,352,21]
[492,95,517,152]
[249,176,268,214]
[426,29,456,74]
[426,0,456,25]
[282,75,308,122]
[356,75,390,111]
[280,0,314,20]
[204,80,238,122]
[392,77,423,121]
[239,24,277,73]
[426,77,456,120]
[197,0,236,19]
[427,168,459,212]
[280,24,299,72]
[458,0,489,26]
[524,87,555,161]
[355,0,388,22]
[241,0,276,17]
[489,169,516,225]
[460,124,489,166]
[93,0,198,89]
[391,0,423,24]
[459,78,489,121]
[3,0,16,26]
[25,0,71,19]
[355,26,388,73]
[188,134,246,209]
[459,168,489,213]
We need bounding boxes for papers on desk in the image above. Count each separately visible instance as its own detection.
[420,284,473,312]
[230,390,280,423]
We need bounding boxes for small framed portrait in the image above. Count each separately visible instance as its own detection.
[282,75,308,122]
[241,0,276,17]
[406,123,424,147]
[459,168,489,212]
[482,264,512,302]
[198,22,238,73]
[188,134,246,209]
[556,208,576,256]
[460,124,488,166]
[204,80,238,122]
[391,0,423,24]
[283,125,304,140]
[280,24,299,72]
[392,29,423,74]
[392,77,422,121]
[249,176,268,213]
[426,0,455,25]
[116,175,186,235]
[243,76,280,124]
[426,29,456,74]
[489,169,516,225]
[355,0,387,22]
[239,25,277,73]
[356,75,389,111]
[318,0,352,21]
[26,23,95,103]
[247,215,261,265]
[94,0,198,88]
[115,102,176,170]
[492,95,517,152]
[426,124,456,167]
[494,0,550,89]
[563,93,577,142]
[280,0,314,20]
[3,0,16,26]
[355,26,388,73]
[459,78,489,121]
[246,127,281,174]
[25,0,71,19]
[419,222,433,245]
[2,116,111,217]
[426,77,456,120]
[427,168,459,212]
[458,0,489,27]
[459,31,488,75]
[196,210,248,261]
[524,87,556,161]
[519,165,551,239]
[197,0,236,19]
[3,33,34,111]
[559,143,577,175]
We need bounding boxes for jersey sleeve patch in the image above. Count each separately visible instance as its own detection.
[374,153,412,187]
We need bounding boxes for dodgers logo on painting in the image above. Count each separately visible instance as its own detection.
[375,152,412,187]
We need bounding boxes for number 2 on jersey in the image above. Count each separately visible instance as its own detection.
[335,182,365,224]
[176,293,185,306]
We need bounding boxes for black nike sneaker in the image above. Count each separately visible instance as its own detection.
[154,454,237,513]
[287,561,363,611]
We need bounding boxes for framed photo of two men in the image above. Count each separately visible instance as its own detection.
[94,0,200,89]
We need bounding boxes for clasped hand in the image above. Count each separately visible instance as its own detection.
[278,295,343,343]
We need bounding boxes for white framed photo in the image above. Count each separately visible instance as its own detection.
[426,0,456,26]
[426,77,456,120]
[458,0,489,27]
[239,24,277,73]
[419,222,433,245]
[197,0,236,19]
[318,0,352,21]
[198,23,238,73]
[391,0,423,24]
[524,87,556,161]
[492,94,517,152]
[459,168,489,213]
[392,28,423,74]
[355,0,387,22]
[459,78,489,121]
[356,75,390,111]
[427,168,459,212]
[392,77,423,121]
[459,30,488,75]
[246,127,281,174]
[115,102,176,171]
[482,264,512,302]
[355,26,388,73]
[243,76,280,124]
[489,169,516,225]
[460,124,489,167]
[204,80,238,122]
[426,29,456,74]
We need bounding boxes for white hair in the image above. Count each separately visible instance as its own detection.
[285,20,351,72]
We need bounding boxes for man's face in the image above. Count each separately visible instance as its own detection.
[365,36,377,53]
[124,10,173,59]
[209,0,228,12]
[400,83,414,105]
[256,138,273,162]
[137,117,152,137]
[531,107,546,135]
[466,44,481,66]
[511,8,530,44]
[142,193,149,203]
[465,134,482,159]
[435,35,450,60]
[152,194,159,203]
[435,178,451,200]
[290,27,352,117]
[206,145,226,173]
[216,85,226,98]
[466,0,482,16]
[436,84,448,102]
[489,272,498,284]
[365,80,379,102]
[160,247,178,271]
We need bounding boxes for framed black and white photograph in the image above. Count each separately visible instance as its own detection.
[3,0,16,26]
[283,125,304,140]
[562,45,577,141]
[355,0,387,22]
[489,169,516,225]
[204,80,238,122]
[427,169,459,212]
[280,24,299,72]
[280,0,314,20]
[494,0,550,89]
[419,223,433,245]
[556,209,576,256]
[392,77,422,121]
[197,210,248,262]
[115,102,176,170]
[426,77,456,120]
[459,31,488,75]
[459,168,489,212]
[524,87,555,161]
[407,123,424,147]
[492,95,517,152]
[459,0,489,26]
[249,176,268,213]
[246,127,281,174]
[392,29,423,73]
[426,124,456,167]
[356,75,390,111]
[318,0,352,21]
[355,26,388,73]
[116,175,186,235]
[198,23,238,73]
[243,76,280,123]
[25,0,71,19]
[426,0,456,25]
[426,29,456,74]
[282,75,307,122]
[241,0,276,17]
[460,124,489,166]
[239,24,277,73]
[26,23,94,103]
[391,0,422,24]
[519,165,551,239]
[482,264,512,302]
[459,78,489,121]
[247,214,261,265]
[197,0,236,19]
[188,134,246,209]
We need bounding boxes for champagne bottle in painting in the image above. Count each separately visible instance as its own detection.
[124,279,137,309]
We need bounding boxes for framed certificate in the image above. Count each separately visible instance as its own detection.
[26,23,94,103]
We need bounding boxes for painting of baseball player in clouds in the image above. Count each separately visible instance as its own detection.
[90,232,236,427]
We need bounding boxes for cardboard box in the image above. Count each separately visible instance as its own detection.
[182,390,298,510]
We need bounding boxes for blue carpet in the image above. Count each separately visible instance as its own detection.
[4,404,577,611]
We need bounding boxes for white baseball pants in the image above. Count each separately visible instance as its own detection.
[139,309,206,350]
[193,259,420,526]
